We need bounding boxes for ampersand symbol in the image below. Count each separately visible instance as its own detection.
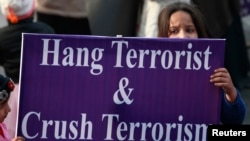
[113,77,134,105]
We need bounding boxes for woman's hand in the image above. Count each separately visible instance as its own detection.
[210,67,237,103]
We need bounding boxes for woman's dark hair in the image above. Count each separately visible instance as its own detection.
[157,2,208,38]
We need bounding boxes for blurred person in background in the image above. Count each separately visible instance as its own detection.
[88,0,141,36]
[0,10,7,28]
[35,0,91,35]
[0,0,54,138]
[191,0,250,90]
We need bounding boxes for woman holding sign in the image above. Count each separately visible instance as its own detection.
[157,2,246,124]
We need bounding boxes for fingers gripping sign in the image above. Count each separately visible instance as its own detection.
[113,77,134,105]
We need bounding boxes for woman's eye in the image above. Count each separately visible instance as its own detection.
[186,28,195,33]
[169,29,178,34]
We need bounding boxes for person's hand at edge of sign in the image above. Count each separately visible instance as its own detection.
[210,68,237,103]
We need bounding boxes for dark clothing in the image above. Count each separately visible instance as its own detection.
[0,18,54,83]
[192,0,250,89]
[36,12,91,35]
[221,89,246,124]
[191,0,240,38]
[87,0,141,36]
[224,14,250,87]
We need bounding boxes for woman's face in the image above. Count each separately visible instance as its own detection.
[168,10,198,38]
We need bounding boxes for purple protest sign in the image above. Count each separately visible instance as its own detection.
[17,33,225,141]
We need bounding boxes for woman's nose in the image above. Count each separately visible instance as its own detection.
[177,30,188,38]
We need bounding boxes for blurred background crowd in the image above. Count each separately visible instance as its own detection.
[0,0,250,138]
